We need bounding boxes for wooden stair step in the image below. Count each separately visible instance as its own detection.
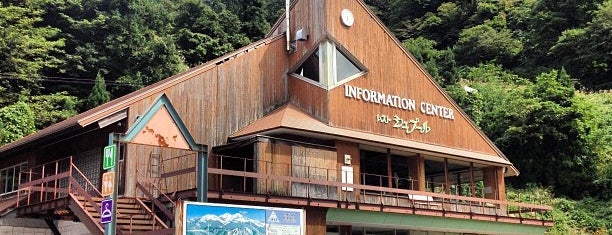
[87,212,153,220]
[117,224,164,231]
[74,196,136,204]
[71,195,169,232]
[116,218,156,225]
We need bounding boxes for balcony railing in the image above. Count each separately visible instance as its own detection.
[207,154,553,226]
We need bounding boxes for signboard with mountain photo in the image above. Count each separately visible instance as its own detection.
[182,202,305,235]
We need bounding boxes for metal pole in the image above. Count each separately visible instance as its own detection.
[196,148,208,202]
[105,133,119,235]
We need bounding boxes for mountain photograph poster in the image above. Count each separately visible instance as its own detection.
[182,202,305,235]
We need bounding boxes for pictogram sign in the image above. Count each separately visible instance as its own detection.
[101,172,115,197]
[101,199,113,224]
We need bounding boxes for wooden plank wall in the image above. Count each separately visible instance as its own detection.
[292,145,337,199]
[256,141,292,195]
[124,38,289,196]
[288,75,329,122]
[335,141,360,200]
[324,0,500,156]
[128,144,196,197]
[305,207,327,235]
[287,0,327,67]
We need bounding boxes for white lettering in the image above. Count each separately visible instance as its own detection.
[344,85,453,120]
[362,89,371,101]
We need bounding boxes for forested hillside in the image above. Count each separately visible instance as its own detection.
[0,0,610,233]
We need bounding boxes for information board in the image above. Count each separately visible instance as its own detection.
[181,202,305,235]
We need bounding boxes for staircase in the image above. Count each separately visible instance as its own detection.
[69,195,171,235]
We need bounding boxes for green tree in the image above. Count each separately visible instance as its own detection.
[28,92,79,130]
[498,70,595,198]
[577,92,612,199]
[0,3,64,105]
[517,0,601,79]
[0,101,36,145]
[454,17,523,67]
[176,0,250,67]
[403,37,458,86]
[221,0,272,40]
[550,0,612,89]
[33,0,187,97]
[86,72,110,110]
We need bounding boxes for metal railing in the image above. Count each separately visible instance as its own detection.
[15,156,133,234]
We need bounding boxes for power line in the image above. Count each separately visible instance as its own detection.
[0,73,145,87]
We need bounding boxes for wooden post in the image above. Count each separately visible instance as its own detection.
[456,173,461,196]
[444,158,450,195]
[386,149,392,188]
[470,163,475,197]
[339,225,352,235]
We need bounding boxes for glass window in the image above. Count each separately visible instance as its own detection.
[292,41,365,88]
[336,48,362,83]
[0,162,27,195]
[295,49,320,82]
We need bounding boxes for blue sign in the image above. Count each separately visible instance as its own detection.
[101,199,113,224]
[266,209,301,226]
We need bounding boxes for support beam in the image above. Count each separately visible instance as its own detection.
[197,150,208,202]
[470,163,476,197]
[444,158,450,195]
[339,225,352,235]
[306,207,327,235]
[44,218,61,235]
[407,154,424,191]
[456,173,462,196]
[387,149,393,188]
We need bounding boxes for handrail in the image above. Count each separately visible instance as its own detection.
[135,197,169,229]
[70,163,103,196]
[207,161,552,224]
[135,170,175,222]
[15,156,129,234]
[209,167,552,211]
[70,163,131,229]
[211,154,551,207]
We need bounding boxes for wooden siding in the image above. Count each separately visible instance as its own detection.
[256,141,292,195]
[287,0,327,69]
[124,38,289,196]
[324,0,501,156]
[335,141,360,200]
[288,75,329,122]
[126,144,196,198]
[292,145,338,200]
[305,207,327,235]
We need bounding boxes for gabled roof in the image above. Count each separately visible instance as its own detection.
[122,94,203,151]
[0,34,285,157]
[230,104,518,175]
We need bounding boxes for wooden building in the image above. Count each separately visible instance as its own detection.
[0,0,552,234]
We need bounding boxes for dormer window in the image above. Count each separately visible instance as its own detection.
[295,49,320,82]
[292,41,366,89]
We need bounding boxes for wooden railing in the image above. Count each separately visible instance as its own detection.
[208,154,553,226]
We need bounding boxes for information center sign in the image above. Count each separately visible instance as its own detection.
[182,202,304,235]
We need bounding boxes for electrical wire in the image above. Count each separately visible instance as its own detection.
[0,72,145,87]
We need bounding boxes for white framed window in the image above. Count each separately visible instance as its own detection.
[292,40,366,89]
[0,162,28,195]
